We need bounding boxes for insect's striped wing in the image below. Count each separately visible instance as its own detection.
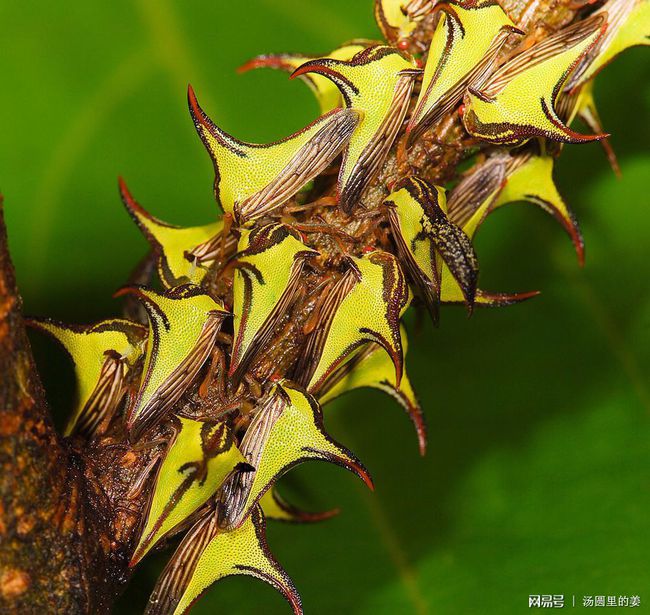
[230,224,317,380]
[119,284,228,440]
[217,383,372,530]
[463,16,607,144]
[189,86,359,220]
[131,418,249,566]
[145,507,302,615]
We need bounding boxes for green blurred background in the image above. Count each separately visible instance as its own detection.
[1,1,649,613]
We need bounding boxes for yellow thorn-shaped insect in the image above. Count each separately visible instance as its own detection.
[292,46,422,212]
[239,41,373,114]
[298,250,410,394]
[217,382,372,530]
[146,507,302,615]
[385,176,478,323]
[230,224,317,379]
[131,418,249,566]
[439,149,584,305]
[119,178,223,288]
[493,153,584,263]
[260,487,340,523]
[28,317,145,437]
[188,86,360,221]
[319,325,426,455]
[463,16,608,144]
[407,0,521,143]
[374,0,433,45]
[567,0,650,89]
[117,284,229,440]
[448,151,583,263]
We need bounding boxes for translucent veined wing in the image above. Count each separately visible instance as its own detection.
[131,418,249,566]
[28,317,145,436]
[293,46,421,212]
[117,284,229,440]
[189,86,360,221]
[463,16,607,144]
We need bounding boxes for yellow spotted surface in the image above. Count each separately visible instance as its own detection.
[236,383,364,523]
[297,47,418,194]
[133,418,246,564]
[573,0,650,87]
[231,226,316,374]
[198,119,334,213]
[464,22,603,143]
[244,43,369,114]
[172,508,296,615]
[385,181,447,287]
[29,318,143,435]
[307,252,408,392]
[320,326,416,405]
[410,0,515,134]
[190,89,359,219]
[130,208,221,287]
[127,286,227,432]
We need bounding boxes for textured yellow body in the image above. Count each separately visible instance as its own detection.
[132,418,246,565]
[226,382,370,528]
[463,18,606,143]
[408,0,518,140]
[165,508,300,615]
[293,46,420,211]
[123,285,228,438]
[189,87,360,220]
[28,318,144,436]
[230,225,317,376]
[306,251,409,392]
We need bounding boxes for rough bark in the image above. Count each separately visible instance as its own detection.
[0,201,95,613]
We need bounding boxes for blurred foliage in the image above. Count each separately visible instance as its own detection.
[1,1,649,614]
